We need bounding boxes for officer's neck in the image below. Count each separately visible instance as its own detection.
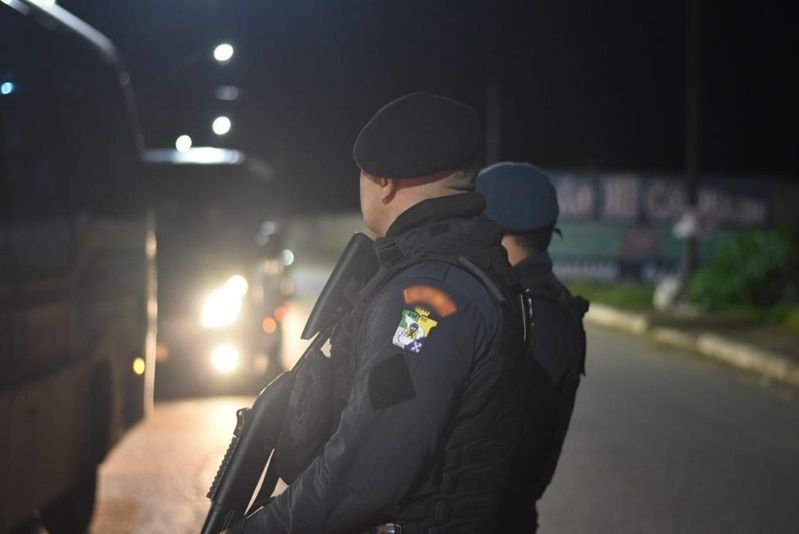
[379,189,470,237]
[501,235,534,267]
[383,191,485,238]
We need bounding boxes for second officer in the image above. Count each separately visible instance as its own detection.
[477,161,589,532]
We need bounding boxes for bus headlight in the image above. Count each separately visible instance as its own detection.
[210,343,240,374]
[200,275,248,329]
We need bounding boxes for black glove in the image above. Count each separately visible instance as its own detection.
[223,518,247,534]
[223,501,274,534]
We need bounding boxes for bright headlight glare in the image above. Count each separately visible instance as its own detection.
[212,115,231,136]
[210,343,240,374]
[225,274,248,298]
[201,288,242,328]
[281,249,295,267]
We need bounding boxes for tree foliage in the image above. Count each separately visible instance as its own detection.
[688,231,799,314]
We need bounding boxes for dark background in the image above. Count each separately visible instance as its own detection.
[60,0,798,214]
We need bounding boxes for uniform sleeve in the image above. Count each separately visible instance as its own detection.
[242,270,496,533]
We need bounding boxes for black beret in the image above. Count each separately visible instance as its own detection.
[353,92,483,179]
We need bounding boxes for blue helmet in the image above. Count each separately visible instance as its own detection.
[476,161,559,232]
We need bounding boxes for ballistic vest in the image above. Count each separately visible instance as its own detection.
[494,269,588,531]
[328,216,529,534]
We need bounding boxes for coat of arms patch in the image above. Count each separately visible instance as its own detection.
[392,307,439,354]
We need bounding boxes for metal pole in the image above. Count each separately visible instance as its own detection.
[486,82,502,164]
[684,0,700,275]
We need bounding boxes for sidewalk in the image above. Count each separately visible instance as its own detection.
[586,304,799,387]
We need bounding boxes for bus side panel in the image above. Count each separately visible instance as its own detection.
[0,364,91,531]
[0,389,13,530]
[0,216,150,530]
[0,3,153,528]
[75,218,151,444]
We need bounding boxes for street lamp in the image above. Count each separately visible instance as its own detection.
[214,85,240,101]
[212,116,232,136]
[213,43,234,64]
[175,134,192,152]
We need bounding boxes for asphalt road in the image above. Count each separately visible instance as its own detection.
[538,326,799,533]
[89,266,799,533]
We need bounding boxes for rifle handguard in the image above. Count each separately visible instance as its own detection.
[207,408,249,500]
[201,232,378,533]
[200,372,295,534]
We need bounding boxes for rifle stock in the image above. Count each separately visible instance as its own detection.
[301,232,378,339]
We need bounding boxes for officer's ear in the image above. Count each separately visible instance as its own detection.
[381,177,398,205]
[362,172,396,204]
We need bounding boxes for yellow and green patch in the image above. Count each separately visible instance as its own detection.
[392,307,439,354]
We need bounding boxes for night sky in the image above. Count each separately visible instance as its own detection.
[60,0,797,213]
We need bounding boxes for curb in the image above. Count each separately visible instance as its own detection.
[585,303,799,387]
[585,303,649,334]
[650,327,697,351]
[695,334,799,386]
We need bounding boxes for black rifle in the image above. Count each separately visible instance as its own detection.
[200,233,378,534]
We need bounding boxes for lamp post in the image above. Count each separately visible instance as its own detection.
[213,43,235,64]
[683,0,701,276]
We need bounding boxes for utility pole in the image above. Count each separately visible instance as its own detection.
[486,82,502,164]
[683,0,701,275]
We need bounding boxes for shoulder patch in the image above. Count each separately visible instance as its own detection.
[392,307,439,354]
[403,285,458,317]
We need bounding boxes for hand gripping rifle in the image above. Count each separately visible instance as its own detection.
[201,233,378,534]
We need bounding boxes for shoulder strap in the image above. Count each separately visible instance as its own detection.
[526,278,589,322]
[386,248,535,349]
[353,231,533,352]
[523,278,589,375]
[406,252,508,305]
[372,237,513,306]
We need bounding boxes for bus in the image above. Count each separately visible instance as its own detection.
[0,2,156,531]
[145,154,293,397]
[0,1,260,531]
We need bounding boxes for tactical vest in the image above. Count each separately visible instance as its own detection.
[528,277,587,498]
[495,271,589,531]
[273,217,532,532]
[329,219,529,534]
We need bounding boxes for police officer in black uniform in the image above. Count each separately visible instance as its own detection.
[476,162,588,532]
[236,94,531,533]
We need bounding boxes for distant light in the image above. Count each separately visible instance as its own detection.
[175,134,192,152]
[262,316,277,334]
[274,305,288,322]
[132,357,146,376]
[261,221,278,235]
[212,116,231,136]
[0,82,14,95]
[281,249,295,267]
[213,43,234,64]
[211,343,240,374]
[0,0,12,6]
[225,274,249,298]
[214,85,240,101]
[143,147,244,165]
[201,283,243,329]
[182,147,242,164]
[280,278,295,296]
[156,343,170,361]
